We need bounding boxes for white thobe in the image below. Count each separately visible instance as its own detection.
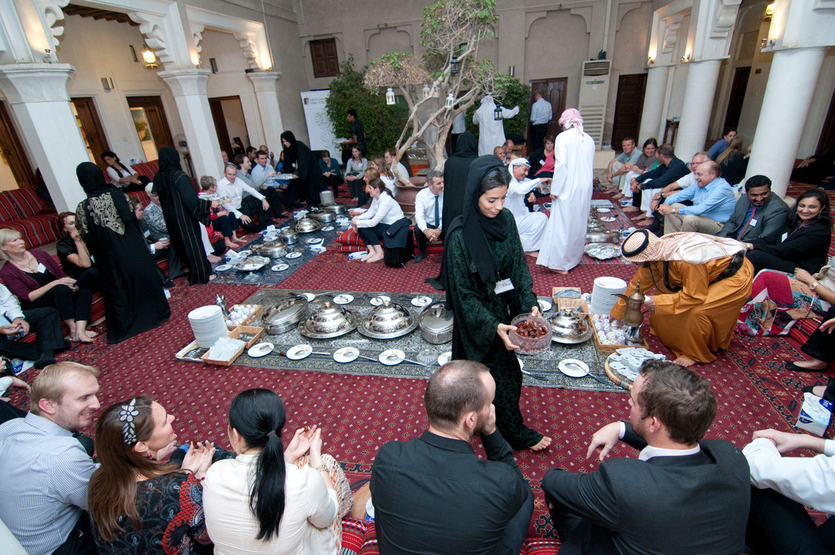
[505,176,548,252]
[537,128,595,271]
[472,96,520,156]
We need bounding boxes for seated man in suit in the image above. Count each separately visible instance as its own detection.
[629,144,691,218]
[371,360,533,555]
[0,283,67,371]
[543,360,750,555]
[658,161,736,235]
[413,170,444,263]
[743,427,835,554]
[718,175,789,243]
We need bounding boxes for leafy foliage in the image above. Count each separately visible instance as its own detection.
[325,55,408,157]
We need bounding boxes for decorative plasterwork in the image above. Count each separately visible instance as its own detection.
[661,15,684,53]
[363,25,414,53]
[710,0,742,39]
[191,23,204,65]
[525,11,549,39]
[128,11,173,65]
[616,2,645,31]
[40,0,71,51]
[232,32,260,69]
[569,7,594,33]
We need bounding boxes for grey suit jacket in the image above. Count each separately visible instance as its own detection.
[542,423,750,555]
[718,194,789,243]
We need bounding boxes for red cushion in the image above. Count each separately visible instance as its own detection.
[0,192,21,221]
[340,518,367,555]
[0,215,61,249]
[357,521,378,555]
[10,187,51,217]
[338,228,364,246]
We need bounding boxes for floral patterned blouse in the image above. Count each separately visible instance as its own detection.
[92,472,211,555]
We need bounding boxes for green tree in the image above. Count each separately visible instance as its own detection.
[325,55,407,158]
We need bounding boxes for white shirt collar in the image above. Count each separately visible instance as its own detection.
[639,444,701,461]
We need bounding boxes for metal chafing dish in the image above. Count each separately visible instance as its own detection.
[418,302,453,344]
[261,295,309,334]
[585,229,621,244]
[252,241,288,258]
[298,301,360,339]
[295,217,322,234]
[233,256,270,272]
[323,203,347,215]
[587,218,606,231]
[549,309,593,344]
[358,300,418,339]
[279,228,299,245]
[584,242,623,259]
[310,210,336,224]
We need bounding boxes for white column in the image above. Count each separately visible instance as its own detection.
[0,64,88,213]
[158,69,223,179]
[245,71,284,152]
[745,47,826,197]
[674,59,721,160]
[638,65,670,144]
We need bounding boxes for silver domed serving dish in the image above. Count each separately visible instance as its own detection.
[358,300,418,340]
[310,210,336,223]
[261,295,308,335]
[279,228,299,245]
[324,203,347,215]
[295,217,322,234]
[252,241,288,258]
[298,301,360,339]
[418,302,453,344]
[549,309,592,344]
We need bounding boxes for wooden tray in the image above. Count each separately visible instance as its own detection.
[604,358,634,390]
[232,305,263,326]
[592,324,649,354]
[175,340,209,363]
[552,287,584,312]
[226,326,264,349]
[201,341,245,366]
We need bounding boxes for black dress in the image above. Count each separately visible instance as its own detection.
[747,218,832,274]
[152,148,214,285]
[75,162,169,344]
[282,131,325,207]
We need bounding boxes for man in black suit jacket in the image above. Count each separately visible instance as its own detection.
[542,361,750,555]
[630,144,691,217]
[371,360,533,554]
[718,175,788,243]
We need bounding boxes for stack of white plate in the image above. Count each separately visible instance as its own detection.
[590,276,628,315]
[188,306,229,348]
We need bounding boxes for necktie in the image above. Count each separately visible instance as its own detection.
[737,205,757,240]
[433,195,440,228]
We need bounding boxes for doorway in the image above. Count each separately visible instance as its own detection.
[723,67,751,134]
[0,102,34,190]
[528,78,567,143]
[126,96,174,162]
[816,86,835,155]
[611,74,647,149]
[71,98,110,170]
[208,96,249,158]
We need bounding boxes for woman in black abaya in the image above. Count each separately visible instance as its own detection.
[74,162,169,344]
[281,131,325,207]
[152,148,220,285]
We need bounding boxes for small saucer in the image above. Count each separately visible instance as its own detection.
[334,347,359,363]
[437,351,452,366]
[333,294,354,305]
[309,246,326,254]
[538,299,553,312]
[215,264,233,272]
[247,342,274,358]
[286,344,313,360]
[237,249,252,257]
[301,293,315,301]
[271,264,289,272]
[286,252,302,259]
[370,295,391,306]
[307,237,323,244]
[601,217,617,222]
[411,296,433,307]
[559,359,590,377]
[321,225,335,232]
[380,349,405,365]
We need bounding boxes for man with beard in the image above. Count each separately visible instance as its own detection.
[0,362,101,555]
[718,175,788,243]
[542,361,750,555]
[371,360,533,554]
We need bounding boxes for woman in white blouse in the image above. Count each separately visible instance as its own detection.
[101,150,148,192]
[344,146,368,203]
[351,177,404,263]
[203,388,352,555]
[369,156,397,199]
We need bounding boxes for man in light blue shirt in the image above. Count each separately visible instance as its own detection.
[529,91,552,152]
[659,161,736,235]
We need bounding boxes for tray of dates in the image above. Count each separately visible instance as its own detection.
[508,313,552,355]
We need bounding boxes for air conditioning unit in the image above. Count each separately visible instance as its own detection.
[578,60,610,150]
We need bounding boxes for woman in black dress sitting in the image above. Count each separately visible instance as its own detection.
[745,188,833,274]
[102,150,149,192]
[56,212,101,292]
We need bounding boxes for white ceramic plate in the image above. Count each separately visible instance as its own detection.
[333,347,359,363]
[321,225,335,232]
[215,264,233,272]
[301,293,315,302]
[247,342,274,358]
[333,294,354,305]
[437,351,452,366]
[411,296,433,307]
[307,237,323,244]
[559,358,590,378]
[271,264,289,272]
[309,246,326,254]
[538,299,553,312]
[601,217,617,222]
[370,295,391,306]
[286,344,313,360]
[237,249,252,257]
[286,252,302,259]
[597,208,611,213]
[379,349,405,365]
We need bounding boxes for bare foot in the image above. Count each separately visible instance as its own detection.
[351,483,371,520]
[673,356,697,367]
[225,239,238,249]
[611,193,624,200]
[622,206,641,213]
[209,275,217,281]
[810,385,827,398]
[364,253,384,263]
[548,268,569,275]
[793,360,828,370]
[529,436,552,452]
[525,251,539,258]
[84,329,98,339]
[208,254,222,264]
[74,334,94,343]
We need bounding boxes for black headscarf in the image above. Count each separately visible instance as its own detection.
[76,161,134,224]
[281,131,298,168]
[441,130,479,234]
[152,147,183,195]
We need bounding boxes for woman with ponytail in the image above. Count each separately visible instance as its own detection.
[88,396,216,554]
[203,388,353,554]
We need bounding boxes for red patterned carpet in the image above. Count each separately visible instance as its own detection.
[6,217,830,546]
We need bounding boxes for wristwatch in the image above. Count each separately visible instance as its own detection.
[811,281,820,291]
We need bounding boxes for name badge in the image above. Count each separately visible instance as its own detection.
[143,230,150,238]
[782,232,789,242]
[36,263,46,274]
[749,219,758,227]
[494,278,514,295]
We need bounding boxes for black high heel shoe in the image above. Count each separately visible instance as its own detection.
[799,383,835,405]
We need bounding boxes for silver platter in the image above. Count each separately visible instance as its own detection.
[551,327,593,345]
[584,243,622,260]
[357,318,418,339]
[233,256,270,272]
[297,307,361,339]
[357,302,419,340]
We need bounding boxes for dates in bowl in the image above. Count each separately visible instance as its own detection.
[508,314,552,355]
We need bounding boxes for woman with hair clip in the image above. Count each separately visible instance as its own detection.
[442,155,551,452]
[350,177,405,263]
[88,397,216,554]
[203,388,353,555]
